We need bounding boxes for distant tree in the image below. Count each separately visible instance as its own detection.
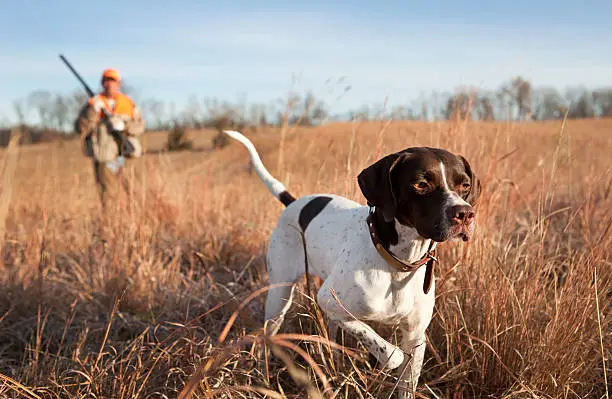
[180,94,203,128]
[592,88,612,117]
[277,91,299,128]
[0,116,9,129]
[444,92,473,120]
[477,95,495,121]
[168,101,177,123]
[308,96,330,125]
[12,98,27,125]
[532,87,564,120]
[499,76,533,120]
[27,90,53,128]
[389,105,416,120]
[148,99,166,130]
[565,88,596,119]
[71,90,88,107]
[349,105,372,121]
[428,90,447,121]
[420,102,428,121]
[50,93,70,131]
[259,113,268,127]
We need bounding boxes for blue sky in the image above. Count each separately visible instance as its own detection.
[2,0,611,124]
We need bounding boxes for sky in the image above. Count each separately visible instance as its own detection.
[1,0,611,124]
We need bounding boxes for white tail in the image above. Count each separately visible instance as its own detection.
[223,130,295,206]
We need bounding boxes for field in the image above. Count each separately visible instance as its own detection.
[0,118,610,398]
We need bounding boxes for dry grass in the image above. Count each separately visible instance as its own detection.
[0,117,610,398]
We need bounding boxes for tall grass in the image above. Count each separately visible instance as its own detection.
[0,118,609,398]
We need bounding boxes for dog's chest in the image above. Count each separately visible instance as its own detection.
[371,271,435,326]
[384,279,435,325]
[339,264,436,328]
[303,204,436,327]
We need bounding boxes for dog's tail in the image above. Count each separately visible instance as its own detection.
[223,130,296,207]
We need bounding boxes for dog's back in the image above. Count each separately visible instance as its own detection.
[272,193,365,278]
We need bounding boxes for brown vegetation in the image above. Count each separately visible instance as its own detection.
[0,116,610,398]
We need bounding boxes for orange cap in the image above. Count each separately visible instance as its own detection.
[102,68,121,81]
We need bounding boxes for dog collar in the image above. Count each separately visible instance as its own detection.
[366,206,438,294]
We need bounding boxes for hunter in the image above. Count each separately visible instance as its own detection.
[74,68,145,209]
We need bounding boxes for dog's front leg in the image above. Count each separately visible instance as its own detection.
[395,328,427,399]
[329,318,405,370]
[317,279,405,370]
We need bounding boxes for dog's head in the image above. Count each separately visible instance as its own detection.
[358,147,481,242]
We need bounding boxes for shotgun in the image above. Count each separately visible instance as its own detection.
[59,54,135,156]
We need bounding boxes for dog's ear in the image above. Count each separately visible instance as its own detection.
[459,155,481,206]
[357,152,405,222]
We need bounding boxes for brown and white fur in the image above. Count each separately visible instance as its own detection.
[223,130,481,398]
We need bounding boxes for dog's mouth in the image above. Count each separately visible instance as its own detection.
[456,229,471,242]
[448,223,473,242]
[423,222,474,243]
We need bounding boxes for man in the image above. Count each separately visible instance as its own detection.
[75,68,145,209]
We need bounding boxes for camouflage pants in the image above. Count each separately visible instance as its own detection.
[93,157,135,210]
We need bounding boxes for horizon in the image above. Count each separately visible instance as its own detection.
[2,0,612,125]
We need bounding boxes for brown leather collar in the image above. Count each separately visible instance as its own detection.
[366,207,438,294]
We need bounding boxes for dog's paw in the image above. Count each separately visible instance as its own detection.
[382,348,405,371]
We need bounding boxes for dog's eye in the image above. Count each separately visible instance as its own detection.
[413,181,430,192]
[462,183,471,190]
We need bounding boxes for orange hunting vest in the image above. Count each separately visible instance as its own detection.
[88,92,135,119]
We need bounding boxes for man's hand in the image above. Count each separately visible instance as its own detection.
[91,97,106,113]
[109,115,126,132]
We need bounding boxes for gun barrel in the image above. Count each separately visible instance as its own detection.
[58,54,96,98]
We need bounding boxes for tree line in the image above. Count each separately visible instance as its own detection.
[2,75,611,142]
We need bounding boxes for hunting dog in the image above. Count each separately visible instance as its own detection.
[223,130,481,398]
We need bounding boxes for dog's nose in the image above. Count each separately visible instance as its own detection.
[447,205,474,225]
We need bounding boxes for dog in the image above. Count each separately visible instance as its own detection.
[223,130,481,398]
